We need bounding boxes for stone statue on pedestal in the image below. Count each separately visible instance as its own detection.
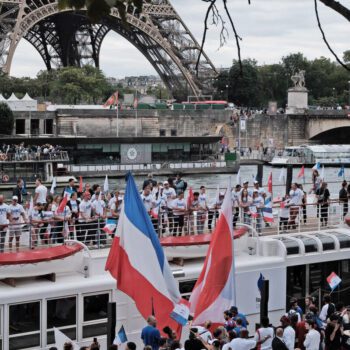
[291,70,306,88]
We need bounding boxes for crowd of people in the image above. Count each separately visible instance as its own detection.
[0,171,350,253]
[123,293,350,350]
[0,142,64,161]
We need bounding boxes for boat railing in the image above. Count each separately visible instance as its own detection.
[0,200,347,256]
[67,160,229,174]
[0,151,69,163]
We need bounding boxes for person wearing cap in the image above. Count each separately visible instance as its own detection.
[208,192,225,231]
[232,184,241,227]
[0,195,10,253]
[242,180,253,197]
[253,180,266,198]
[280,316,295,350]
[8,195,26,251]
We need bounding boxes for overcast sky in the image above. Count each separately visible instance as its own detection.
[10,0,350,78]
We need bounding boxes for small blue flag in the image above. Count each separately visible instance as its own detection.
[113,325,128,345]
[338,165,345,178]
[257,273,265,294]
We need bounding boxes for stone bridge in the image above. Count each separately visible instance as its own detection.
[8,108,350,148]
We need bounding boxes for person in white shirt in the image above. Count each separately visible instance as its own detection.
[304,320,321,350]
[0,195,10,253]
[8,195,26,251]
[197,186,208,234]
[34,178,48,204]
[232,184,242,227]
[197,321,213,343]
[162,181,176,233]
[251,190,265,234]
[288,183,304,230]
[254,316,274,350]
[78,192,94,244]
[319,294,333,328]
[280,316,295,350]
[171,191,187,236]
[229,329,257,350]
[140,186,156,214]
[253,180,266,198]
[53,196,71,244]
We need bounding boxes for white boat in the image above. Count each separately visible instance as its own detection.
[1,215,350,350]
[270,144,350,166]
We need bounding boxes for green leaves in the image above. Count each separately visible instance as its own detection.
[0,102,14,135]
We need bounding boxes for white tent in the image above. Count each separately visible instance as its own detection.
[6,92,37,111]
[0,94,6,101]
[7,93,19,101]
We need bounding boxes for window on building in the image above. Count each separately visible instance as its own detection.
[46,296,77,345]
[30,119,40,135]
[159,129,166,136]
[15,119,25,134]
[170,129,177,136]
[9,301,41,350]
[83,293,109,339]
[44,119,53,134]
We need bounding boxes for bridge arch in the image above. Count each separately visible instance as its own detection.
[0,0,217,99]
[307,118,350,141]
[309,125,350,144]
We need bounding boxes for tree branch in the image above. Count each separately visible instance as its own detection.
[222,0,243,74]
[319,0,350,22]
[314,0,350,71]
[195,0,216,76]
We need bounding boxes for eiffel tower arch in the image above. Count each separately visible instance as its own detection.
[0,0,218,99]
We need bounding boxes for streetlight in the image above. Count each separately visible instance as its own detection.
[226,84,229,102]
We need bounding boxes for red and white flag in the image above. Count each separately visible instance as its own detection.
[297,165,305,179]
[57,195,68,214]
[267,172,273,194]
[104,91,119,108]
[189,182,235,326]
[133,96,138,109]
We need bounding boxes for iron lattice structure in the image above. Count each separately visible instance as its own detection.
[0,0,218,98]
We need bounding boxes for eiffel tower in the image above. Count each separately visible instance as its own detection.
[0,0,217,99]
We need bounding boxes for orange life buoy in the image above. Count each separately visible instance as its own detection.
[2,174,9,182]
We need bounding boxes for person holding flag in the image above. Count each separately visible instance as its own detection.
[105,172,189,338]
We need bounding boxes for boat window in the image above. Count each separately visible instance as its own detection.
[329,231,350,249]
[287,265,306,303]
[179,280,197,300]
[274,237,299,255]
[315,234,335,251]
[9,301,40,350]
[295,235,318,253]
[83,293,109,339]
[46,296,77,345]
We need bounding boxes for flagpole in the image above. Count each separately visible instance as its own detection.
[229,177,237,307]
[116,102,119,137]
[135,90,138,137]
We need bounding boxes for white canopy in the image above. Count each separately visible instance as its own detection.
[0,94,6,101]
[7,93,19,101]
[21,93,35,101]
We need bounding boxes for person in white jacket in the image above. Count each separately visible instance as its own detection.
[304,320,321,350]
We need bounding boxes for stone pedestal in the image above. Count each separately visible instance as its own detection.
[286,87,308,114]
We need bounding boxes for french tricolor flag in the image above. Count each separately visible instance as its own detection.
[105,173,185,334]
[263,196,274,223]
[189,182,235,326]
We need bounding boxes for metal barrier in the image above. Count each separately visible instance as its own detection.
[0,200,347,255]
[0,151,69,162]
